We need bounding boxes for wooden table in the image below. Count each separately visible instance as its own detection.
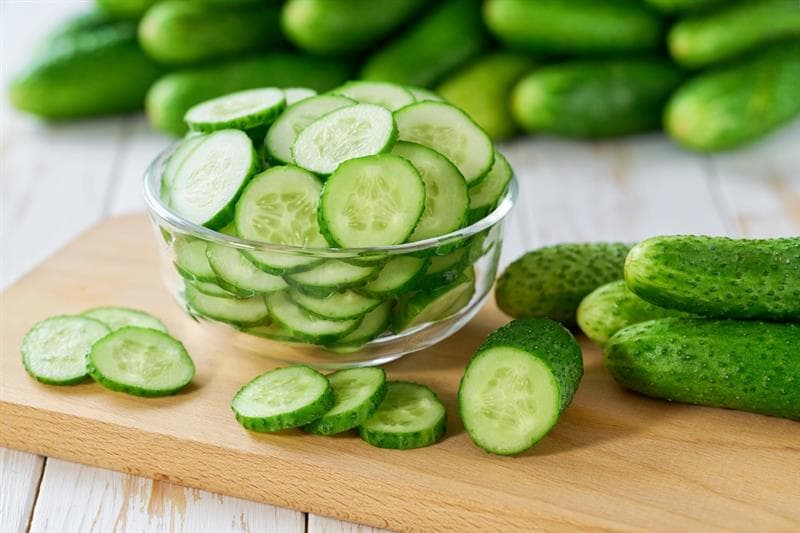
[2,2,799,532]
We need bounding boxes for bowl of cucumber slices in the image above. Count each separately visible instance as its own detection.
[143,82,516,367]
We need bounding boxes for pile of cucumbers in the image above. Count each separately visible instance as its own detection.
[10,0,800,151]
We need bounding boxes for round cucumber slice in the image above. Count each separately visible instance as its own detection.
[406,86,444,102]
[161,135,204,204]
[392,274,475,333]
[283,87,317,105]
[468,150,512,224]
[331,81,415,111]
[185,88,286,132]
[82,307,167,333]
[289,288,381,321]
[241,322,300,343]
[206,243,288,295]
[185,283,269,326]
[266,291,361,344]
[304,367,387,435]
[188,280,240,299]
[358,255,429,299]
[174,238,217,283]
[417,246,470,290]
[328,301,392,348]
[286,260,380,298]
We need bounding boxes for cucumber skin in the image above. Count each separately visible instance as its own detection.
[484,0,664,55]
[496,243,632,326]
[303,369,387,435]
[644,0,728,14]
[665,42,800,151]
[361,0,489,87]
[625,236,800,321]
[668,0,800,69]
[605,318,800,420]
[96,0,157,18]
[511,59,683,138]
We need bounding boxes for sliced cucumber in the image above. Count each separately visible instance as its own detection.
[289,288,381,321]
[206,243,288,295]
[331,301,393,347]
[406,86,444,102]
[391,141,468,241]
[241,322,301,343]
[304,367,387,435]
[174,238,216,283]
[161,135,204,203]
[286,260,380,298]
[266,291,361,344]
[184,88,286,133]
[185,283,269,326]
[292,103,396,175]
[468,150,512,224]
[393,273,474,332]
[331,81,415,111]
[87,327,195,397]
[82,307,167,333]
[395,101,494,186]
[417,246,470,289]
[283,87,317,105]
[319,154,425,247]
[188,280,240,299]
[232,366,334,432]
[360,381,446,450]
[21,316,110,385]
[359,255,429,299]
[438,268,476,319]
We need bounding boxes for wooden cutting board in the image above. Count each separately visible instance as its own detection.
[1,215,798,532]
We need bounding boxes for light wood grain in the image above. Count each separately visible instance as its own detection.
[0,449,44,533]
[309,514,392,533]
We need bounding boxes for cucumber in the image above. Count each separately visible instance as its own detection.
[281,0,425,55]
[665,41,800,151]
[406,86,443,102]
[360,381,447,450]
[21,316,110,385]
[359,256,429,299]
[361,0,488,87]
[303,368,387,435]
[437,53,536,140]
[467,151,513,224]
[458,318,584,455]
[484,0,664,55]
[82,307,168,333]
[161,136,204,203]
[417,247,470,290]
[185,283,269,326]
[318,155,426,247]
[625,235,800,321]
[289,288,381,321]
[576,280,692,346]
[241,322,300,344]
[232,366,335,432]
[174,238,216,282]
[284,87,317,105]
[96,0,157,18]
[185,88,285,133]
[87,327,195,397]
[511,59,683,138]
[438,268,476,319]
[266,291,361,344]
[292,104,397,175]
[668,0,800,69]
[206,243,288,295]
[605,318,800,420]
[328,301,393,347]
[331,81,415,111]
[286,261,380,298]
[36,10,124,53]
[496,243,632,325]
[644,0,728,14]
[188,280,240,299]
[392,274,474,333]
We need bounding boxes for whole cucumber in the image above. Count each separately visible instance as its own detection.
[496,242,632,326]
[437,52,536,140]
[645,0,729,14]
[669,0,800,68]
[605,318,800,420]
[511,59,684,138]
[281,0,425,56]
[483,0,664,55]
[146,53,352,136]
[96,0,157,19]
[139,0,282,65]
[360,0,488,87]
[625,235,800,321]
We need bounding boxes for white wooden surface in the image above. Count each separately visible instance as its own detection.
[1,1,798,532]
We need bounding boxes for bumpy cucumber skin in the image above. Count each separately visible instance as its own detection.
[665,41,800,151]
[484,0,663,55]
[496,243,632,326]
[668,0,800,69]
[303,368,387,435]
[625,235,800,321]
[511,59,683,138]
[361,0,489,87]
[644,0,727,14]
[605,318,800,420]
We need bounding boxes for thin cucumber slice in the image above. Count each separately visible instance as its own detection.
[243,250,323,276]
[241,322,301,343]
[189,280,240,299]
[82,307,167,333]
[395,101,494,187]
[391,141,468,241]
[417,247,470,290]
[292,104,396,175]
[328,301,392,347]
[359,381,447,450]
[283,87,317,105]
[468,151,512,224]
[286,260,380,298]
[87,327,195,397]
[331,81,415,111]
[206,243,288,295]
[266,291,361,344]
[393,274,474,333]
[161,135,204,204]
[289,288,381,321]
[438,268,475,319]
[359,255,429,299]
[185,283,269,326]
[406,86,444,102]
[265,95,355,165]
[185,88,286,132]
[170,129,258,230]
[232,366,334,432]
[304,368,387,435]
[21,316,110,385]
[174,238,216,283]
[319,155,425,247]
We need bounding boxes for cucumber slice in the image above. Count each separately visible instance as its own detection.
[289,288,381,321]
[393,274,474,333]
[292,103,396,175]
[331,81,415,111]
[406,86,444,102]
[395,101,494,186]
[21,316,110,385]
[417,246,470,289]
[185,283,269,326]
[438,268,476,319]
[286,260,380,298]
[360,381,447,450]
[82,307,167,333]
[170,129,258,230]
[87,327,195,397]
[161,135,204,203]
[283,87,317,105]
[266,291,361,344]
[232,366,335,432]
[241,322,300,343]
[319,155,425,247]
[206,243,287,295]
[331,301,393,346]
[468,150,512,224]
[304,368,387,435]
[174,238,216,283]
[188,280,240,299]
[359,255,429,299]
[391,141,468,241]
[185,88,286,133]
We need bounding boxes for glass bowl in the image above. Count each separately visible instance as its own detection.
[143,144,517,368]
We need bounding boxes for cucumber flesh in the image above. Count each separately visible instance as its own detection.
[82,307,167,333]
[303,367,387,435]
[330,301,392,346]
[393,274,474,332]
[206,242,288,294]
[241,322,300,343]
[266,291,361,344]
[185,283,269,326]
[286,260,380,297]
[284,87,317,105]
[289,288,381,320]
[188,280,240,299]
[185,87,285,133]
[417,246,469,289]
[161,135,204,203]
[468,150,512,223]
[331,81,415,111]
[406,86,444,102]
[359,255,429,298]
[174,238,217,282]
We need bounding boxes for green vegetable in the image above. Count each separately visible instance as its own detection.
[82,306,168,333]
[96,0,157,18]
[37,10,122,52]
[303,367,387,435]
[605,318,800,420]
[644,0,729,14]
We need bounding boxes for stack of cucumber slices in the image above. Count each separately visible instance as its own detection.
[161,81,513,351]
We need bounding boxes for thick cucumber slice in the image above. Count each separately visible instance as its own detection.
[283,87,317,105]
[331,81,415,111]
[468,150,513,224]
[265,95,355,165]
[391,141,468,241]
[266,291,361,344]
[206,243,287,295]
[232,366,335,432]
[393,274,474,332]
[417,246,470,289]
[286,260,380,297]
[21,316,110,385]
[406,86,444,102]
[184,88,286,133]
[174,238,216,282]
[170,129,258,230]
[188,280,240,299]
[87,327,195,397]
[359,255,429,299]
[292,103,396,175]
[82,307,167,333]
[185,283,269,326]
[319,155,425,247]
[395,101,494,186]
[304,368,387,435]
[331,301,393,347]
[161,135,204,203]
[289,288,381,321]
[360,381,447,450]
